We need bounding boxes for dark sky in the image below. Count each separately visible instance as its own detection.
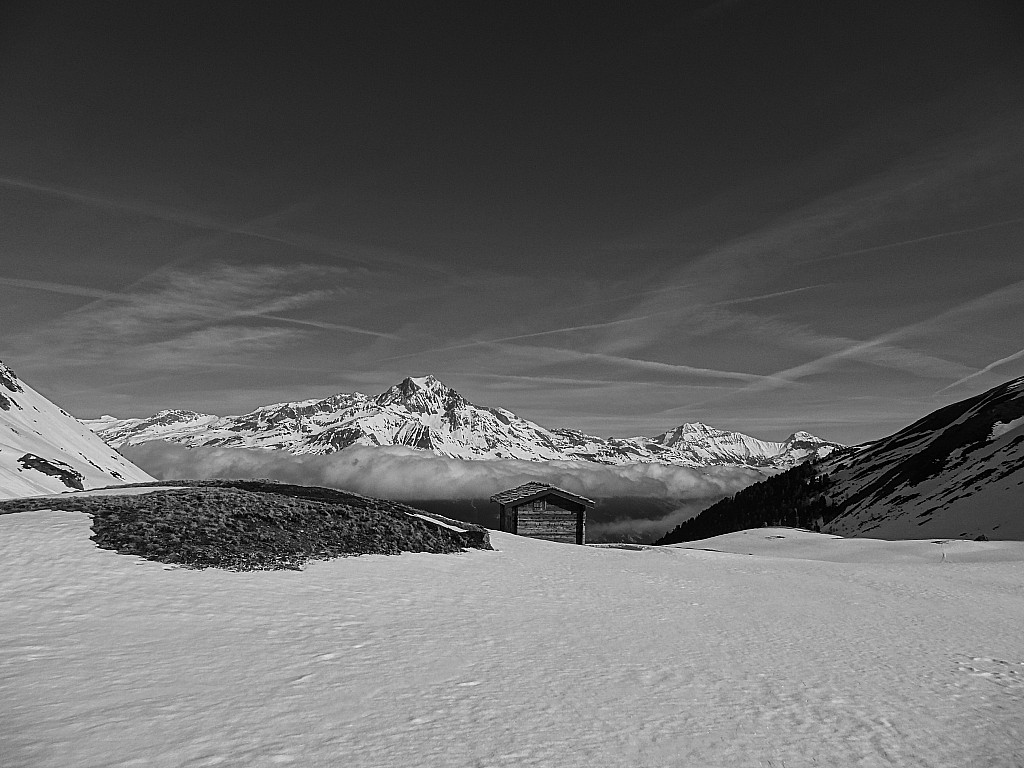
[2,1,1023,443]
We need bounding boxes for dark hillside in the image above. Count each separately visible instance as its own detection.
[654,462,840,545]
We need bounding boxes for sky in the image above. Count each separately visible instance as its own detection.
[1,0,1023,445]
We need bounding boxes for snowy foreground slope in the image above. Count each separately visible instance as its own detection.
[3,511,1023,768]
[0,361,153,498]
[86,375,842,469]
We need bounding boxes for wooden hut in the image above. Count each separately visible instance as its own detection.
[489,482,595,545]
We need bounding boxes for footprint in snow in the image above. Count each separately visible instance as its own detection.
[956,656,1024,692]
[191,757,228,767]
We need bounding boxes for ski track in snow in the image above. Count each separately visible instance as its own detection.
[2,512,1023,768]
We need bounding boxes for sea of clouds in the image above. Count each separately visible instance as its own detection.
[124,442,764,542]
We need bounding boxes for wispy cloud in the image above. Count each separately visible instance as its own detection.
[258,315,400,340]
[0,276,130,301]
[378,281,820,371]
[451,372,656,388]
[935,347,1024,394]
[742,337,968,395]
[617,120,1024,324]
[798,216,1024,266]
[374,310,682,364]
[572,282,697,310]
[54,263,338,338]
[7,262,390,370]
[730,279,1024,398]
[485,341,785,385]
[0,269,397,341]
[0,175,293,245]
[710,284,833,306]
[130,326,306,369]
[0,175,453,276]
[575,119,1024,392]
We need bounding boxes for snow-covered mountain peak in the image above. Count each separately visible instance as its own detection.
[651,422,721,446]
[785,430,827,445]
[787,430,817,440]
[374,375,469,413]
[679,422,720,435]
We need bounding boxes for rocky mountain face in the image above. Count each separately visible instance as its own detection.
[0,361,155,498]
[86,375,842,469]
[656,376,1024,543]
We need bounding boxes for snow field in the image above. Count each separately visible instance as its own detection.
[2,513,1023,767]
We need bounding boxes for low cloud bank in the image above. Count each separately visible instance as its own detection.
[587,499,722,543]
[124,442,764,541]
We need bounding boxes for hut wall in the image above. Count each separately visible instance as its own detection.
[514,497,582,544]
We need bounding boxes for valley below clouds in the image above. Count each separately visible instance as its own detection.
[124,442,764,542]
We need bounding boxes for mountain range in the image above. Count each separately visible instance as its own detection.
[4,359,1021,541]
[85,375,844,470]
[656,375,1024,542]
[0,360,154,498]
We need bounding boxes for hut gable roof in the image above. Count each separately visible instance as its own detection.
[489,481,595,508]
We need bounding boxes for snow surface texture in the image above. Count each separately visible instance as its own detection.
[0,361,154,498]
[3,512,1023,768]
[86,375,842,469]
[822,376,1024,540]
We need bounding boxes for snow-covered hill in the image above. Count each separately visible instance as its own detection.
[822,376,1024,539]
[3,511,1022,767]
[86,375,842,469]
[0,361,154,498]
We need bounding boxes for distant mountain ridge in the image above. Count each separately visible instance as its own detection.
[86,375,843,470]
[655,375,1024,542]
[0,360,154,498]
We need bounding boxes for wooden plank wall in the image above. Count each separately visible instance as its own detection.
[514,498,581,544]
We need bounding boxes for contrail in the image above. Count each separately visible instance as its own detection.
[0,276,130,301]
[800,216,1024,265]
[0,175,265,238]
[0,277,397,341]
[935,347,1024,395]
[374,331,782,384]
[711,284,832,306]
[0,175,452,275]
[373,311,681,364]
[258,314,399,340]
[572,282,696,310]
[490,342,788,385]
[448,371,647,388]
[726,279,1024,398]
[377,284,828,365]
